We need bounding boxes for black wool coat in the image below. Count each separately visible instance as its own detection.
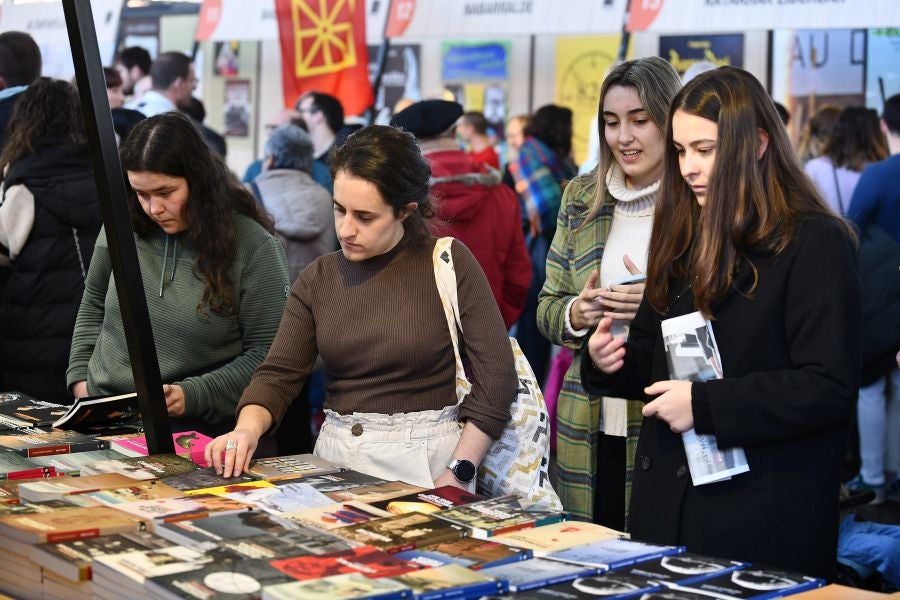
[582,215,861,580]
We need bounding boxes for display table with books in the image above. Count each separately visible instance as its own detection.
[0,391,851,599]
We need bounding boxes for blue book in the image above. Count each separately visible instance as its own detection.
[545,538,684,572]
[662,566,825,599]
[505,572,665,599]
[622,552,747,585]
[480,557,597,592]
[389,563,507,600]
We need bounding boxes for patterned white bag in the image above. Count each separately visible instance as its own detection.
[433,237,562,511]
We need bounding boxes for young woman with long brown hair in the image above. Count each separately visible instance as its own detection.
[583,67,860,579]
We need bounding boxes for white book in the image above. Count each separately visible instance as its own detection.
[660,311,750,486]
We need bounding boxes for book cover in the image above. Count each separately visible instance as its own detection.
[0,430,108,457]
[283,501,393,531]
[664,567,826,599]
[17,473,162,502]
[0,505,144,543]
[29,530,172,582]
[228,481,334,514]
[492,521,623,556]
[624,552,747,586]
[76,481,184,506]
[418,536,531,570]
[0,391,69,430]
[153,510,291,551]
[184,479,276,498]
[508,572,664,598]
[327,481,429,504]
[247,454,342,482]
[29,449,129,476]
[79,453,199,480]
[270,545,423,581]
[367,486,484,516]
[110,430,213,467]
[0,476,61,505]
[546,538,684,572]
[51,392,140,432]
[435,495,565,539]
[388,563,506,600]
[92,543,211,586]
[337,511,467,554]
[261,572,412,600]
[0,498,73,517]
[0,451,56,479]
[299,471,391,494]
[113,494,253,524]
[480,557,598,592]
[159,468,260,492]
[146,556,294,600]
[217,526,356,561]
[661,311,750,486]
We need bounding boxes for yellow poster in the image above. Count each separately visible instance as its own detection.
[555,36,628,167]
[464,83,486,112]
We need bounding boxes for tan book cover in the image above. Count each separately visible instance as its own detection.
[492,521,623,555]
[18,473,150,503]
[0,506,144,543]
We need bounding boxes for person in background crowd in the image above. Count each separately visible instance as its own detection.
[538,57,682,526]
[242,109,333,195]
[67,113,289,437]
[502,114,529,188]
[804,106,887,216]
[392,100,531,329]
[206,126,517,490]
[125,52,196,118]
[773,100,790,126]
[457,111,500,170]
[0,78,102,403]
[797,105,841,164]
[584,67,859,580]
[181,96,228,159]
[296,91,344,163]
[0,31,41,148]
[103,67,145,143]
[512,105,577,388]
[114,46,152,97]
[845,93,900,505]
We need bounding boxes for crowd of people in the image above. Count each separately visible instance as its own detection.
[0,27,898,591]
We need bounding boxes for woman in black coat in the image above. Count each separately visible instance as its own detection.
[582,67,860,580]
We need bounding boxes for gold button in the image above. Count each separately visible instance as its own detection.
[351,423,363,436]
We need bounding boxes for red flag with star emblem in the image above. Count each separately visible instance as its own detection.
[275,0,373,116]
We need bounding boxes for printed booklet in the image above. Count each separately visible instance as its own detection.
[661,311,750,485]
[51,392,141,432]
[545,538,684,572]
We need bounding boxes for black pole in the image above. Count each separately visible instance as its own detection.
[617,0,632,63]
[527,34,536,115]
[367,0,395,125]
[62,0,174,456]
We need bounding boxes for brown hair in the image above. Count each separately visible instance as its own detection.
[823,106,888,172]
[646,67,854,317]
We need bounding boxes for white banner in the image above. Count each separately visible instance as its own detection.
[386,0,628,38]
[0,0,123,78]
[628,0,900,33]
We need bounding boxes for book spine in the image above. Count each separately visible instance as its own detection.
[22,445,71,458]
[46,528,101,543]
[479,521,537,539]
[7,466,55,480]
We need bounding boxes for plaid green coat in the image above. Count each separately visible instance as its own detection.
[536,172,644,524]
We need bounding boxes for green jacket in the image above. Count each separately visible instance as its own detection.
[67,213,289,429]
[537,172,644,523]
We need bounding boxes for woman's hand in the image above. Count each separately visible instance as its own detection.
[70,381,88,399]
[569,269,606,331]
[163,384,185,417]
[206,428,260,478]
[433,470,469,491]
[643,380,694,433]
[586,317,627,374]
[595,255,645,322]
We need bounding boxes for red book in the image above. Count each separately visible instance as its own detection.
[269,545,422,580]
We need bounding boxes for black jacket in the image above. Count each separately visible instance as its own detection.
[0,134,102,402]
[858,223,900,385]
[582,216,860,580]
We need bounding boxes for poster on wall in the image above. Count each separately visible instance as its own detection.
[771,29,866,142]
[659,34,744,76]
[224,79,251,137]
[866,29,900,113]
[367,43,421,122]
[555,35,623,168]
[442,41,510,135]
[214,41,240,77]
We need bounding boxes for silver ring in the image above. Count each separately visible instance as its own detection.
[225,439,237,451]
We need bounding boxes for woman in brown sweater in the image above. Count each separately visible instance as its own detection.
[207,125,518,489]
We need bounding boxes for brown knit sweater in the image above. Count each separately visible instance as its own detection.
[237,232,517,439]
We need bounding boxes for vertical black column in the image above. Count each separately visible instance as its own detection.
[62,0,174,456]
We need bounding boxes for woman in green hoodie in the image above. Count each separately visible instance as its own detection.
[67,112,289,436]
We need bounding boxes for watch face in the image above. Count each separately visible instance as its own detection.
[453,460,477,483]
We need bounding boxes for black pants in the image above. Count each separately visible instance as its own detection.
[275,380,312,456]
[594,432,626,531]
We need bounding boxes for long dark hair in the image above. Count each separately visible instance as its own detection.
[823,106,888,172]
[646,67,853,317]
[524,104,573,160]
[119,112,273,316]
[0,78,85,169]
[329,125,435,247]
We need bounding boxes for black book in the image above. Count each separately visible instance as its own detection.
[52,392,141,433]
[146,556,293,600]
[512,572,665,598]
[622,552,746,586]
[0,430,108,457]
[0,391,69,431]
[666,566,825,599]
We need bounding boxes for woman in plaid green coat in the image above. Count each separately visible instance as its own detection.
[537,57,681,526]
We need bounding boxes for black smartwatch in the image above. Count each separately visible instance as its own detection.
[447,459,477,484]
